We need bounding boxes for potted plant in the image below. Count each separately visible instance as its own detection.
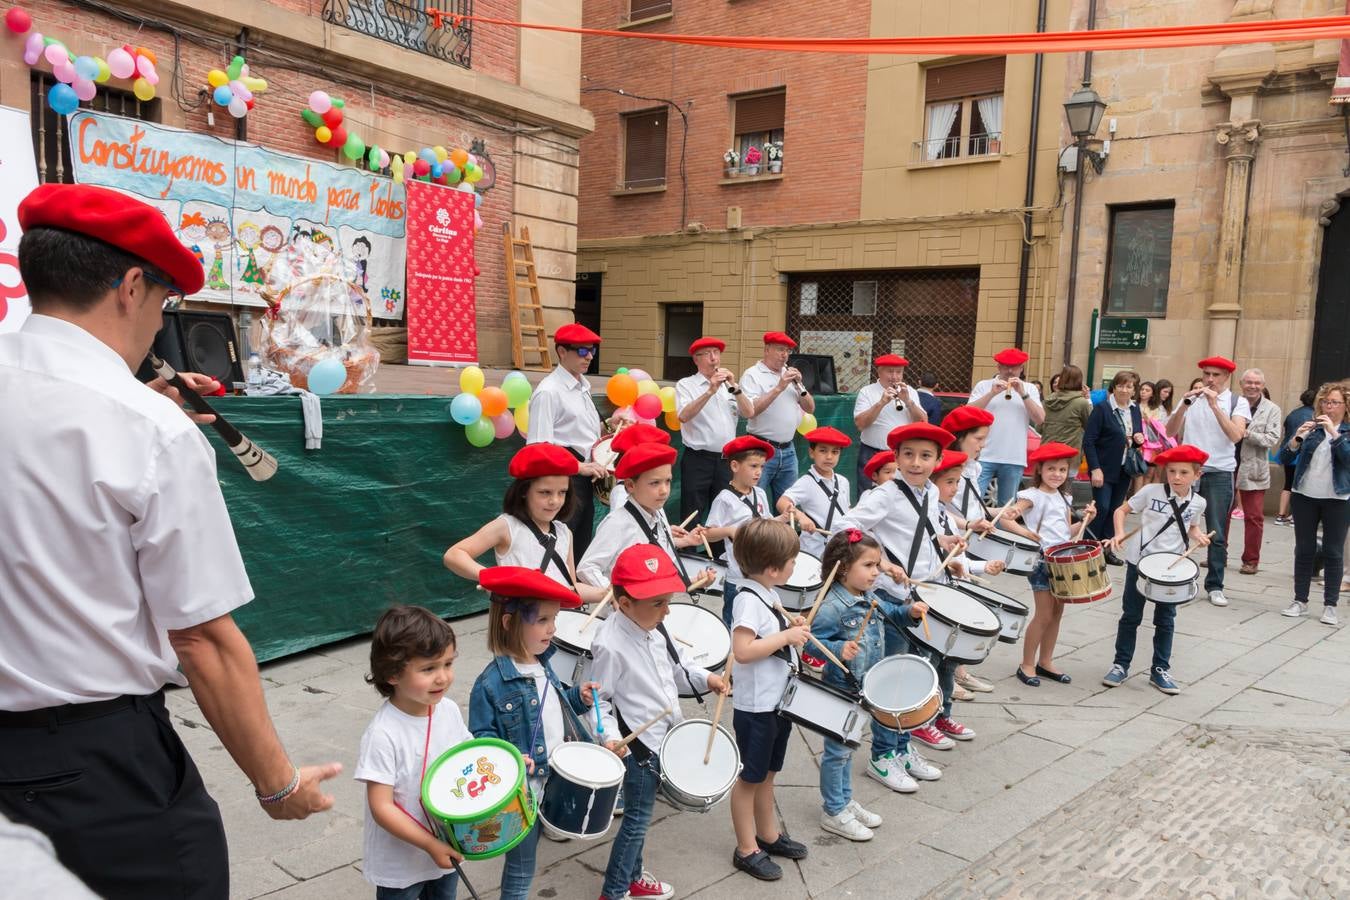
[723,148,739,177]
[765,141,783,174]
[743,144,762,176]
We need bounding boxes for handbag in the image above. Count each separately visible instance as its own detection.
[1123,444,1149,478]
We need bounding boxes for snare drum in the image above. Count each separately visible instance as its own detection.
[861,654,941,732]
[1044,541,1113,603]
[422,737,536,860]
[906,584,1002,664]
[954,582,1030,644]
[678,551,727,598]
[967,527,1042,575]
[775,674,865,747]
[1136,552,1199,605]
[548,609,596,688]
[538,742,624,841]
[590,435,620,507]
[774,551,823,612]
[664,603,732,695]
[658,720,741,813]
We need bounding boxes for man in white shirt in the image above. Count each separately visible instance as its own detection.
[740,331,815,505]
[969,347,1045,505]
[852,354,923,500]
[527,322,610,557]
[675,335,753,523]
[1165,355,1251,606]
[0,184,338,899]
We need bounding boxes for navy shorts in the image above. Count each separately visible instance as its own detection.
[1028,559,1052,593]
[733,709,792,784]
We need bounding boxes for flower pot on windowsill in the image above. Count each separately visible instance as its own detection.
[725,166,739,178]
[988,139,1002,155]
[744,164,760,176]
[768,161,782,174]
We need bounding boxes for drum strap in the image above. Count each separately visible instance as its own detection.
[521,517,576,587]
[1141,486,1191,553]
[737,489,763,519]
[812,475,847,530]
[625,501,692,588]
[894,481,937,576]
[749,587,795,665]
[656,622,707,705]
[613,707,653,763]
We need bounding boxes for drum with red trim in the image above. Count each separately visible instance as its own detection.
[1044,541,1112,603]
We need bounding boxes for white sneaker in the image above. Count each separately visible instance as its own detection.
[1208,590,1229,607]
[1281,601,1307,618]
[821,808,874,841]
[1321,606,1340,626]
[866,753,918,793]
[846,799,883,828]
[899,746,942,781]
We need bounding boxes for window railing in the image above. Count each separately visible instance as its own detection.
[618,174,667,191]
[624,1,673,23]
[322,0,472,69]
[912,131,1002,163]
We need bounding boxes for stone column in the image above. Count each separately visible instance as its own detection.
[1208,120,1260,357]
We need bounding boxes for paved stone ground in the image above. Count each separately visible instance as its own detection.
[178,514,1349,899]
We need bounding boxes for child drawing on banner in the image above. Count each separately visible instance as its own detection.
[179,212,208,271]
[205,218,232,291]
[236,220,265,288]
[351,236,372,292]
[381,287,401,316]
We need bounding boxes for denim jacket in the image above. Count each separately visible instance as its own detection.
[809,583,899,694]
[1278,422,1350,497]
[468,644,593,781]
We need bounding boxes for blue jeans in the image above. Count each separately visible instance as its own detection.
[978,461,1025,507]
[1091,478,1130,542]
[1199,470,1234,592]
[756,440,799,507]
[820,737,854,816]
[499,817,539,900]
[870,588,911,760]
[601,753,661,900]
[1113,564,1176,673]
[721,579,739,629]
[377,873,458,900]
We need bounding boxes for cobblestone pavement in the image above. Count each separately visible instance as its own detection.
[179,514,1349,899]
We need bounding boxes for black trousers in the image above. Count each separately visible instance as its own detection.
[0,691,228,899]
[565,471,597,560]
[680,448,732,524]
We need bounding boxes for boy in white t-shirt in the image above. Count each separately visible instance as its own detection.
[777,426,853,557]
[1102,445,1211,695]
[705,436,779,628]
[355,606,469,900]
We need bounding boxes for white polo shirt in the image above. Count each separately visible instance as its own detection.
[740,361,803,443]
[853,381,923,449]
[674,371,740,452]
[1180,390,1250,473]
[0,316,253,710]
[970,379,1041,466]
[526,365,602,459]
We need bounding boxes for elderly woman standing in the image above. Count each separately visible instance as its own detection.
[1278,381,1350,626]
[1233,370,1282,575]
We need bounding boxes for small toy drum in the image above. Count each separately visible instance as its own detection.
[1044,541,1113,603]
[775,673,866,747]
[1136,552,1199,605]
[538,742,624,841]
[966,527,1041,575]
[862,654,941,732]
[422,737,535,860]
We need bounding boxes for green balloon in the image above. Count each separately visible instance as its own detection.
[503,377,532,410]
[342,133,365,161]
[445,165,462,185]
[367,145,382,172]
[465,417,495,448]
[616,367,629,375]
[300,108,323,128]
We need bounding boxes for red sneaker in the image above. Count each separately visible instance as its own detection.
[910,723,954,750]
[627,871,674,899]
[801,651,826,674]
[935,715,977,741]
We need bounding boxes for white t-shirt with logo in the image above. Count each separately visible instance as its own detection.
[970,378,1041,466]
[1123,483,1207,566]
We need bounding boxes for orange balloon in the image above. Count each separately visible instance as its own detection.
[479,386,508,418]
[606,373,639,408]
[450,147,469,168]
[663,410,681,432]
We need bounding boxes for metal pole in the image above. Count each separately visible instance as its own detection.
[1086,307,1099,388]
[1063,137,1086,366]
[1013,0,1049,349]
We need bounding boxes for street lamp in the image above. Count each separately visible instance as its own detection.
[1061,83,1109,367]
[1063,85,1107,140]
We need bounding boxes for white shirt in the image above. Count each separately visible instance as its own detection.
[740,361,804,443]
[1295,439,1349,501]
[675,372,741,451]
[948,459,987,524]
[515,662,565,765]
[526,365,602,458]
[730,580,794,713]
[970,378,1042,466]
[577,500,691,588]
[1180,390,1250,473]
[1017,487,1074,549]
[782,468,851,556]
[933,495,990,577]
[608,480,629,513]
[591,609,710,753]
[853,382,923,449]
[707,486,771,581]
[1123,483,1207,565]
[355,700,473,889]
[0,316,253,710]
[496,514,574,588]
[837,479,942,595]
[1108,395,1134,463]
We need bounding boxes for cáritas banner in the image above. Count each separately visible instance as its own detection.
[404,180,477,366]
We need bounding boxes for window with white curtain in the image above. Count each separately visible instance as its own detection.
[920,57,1005,162]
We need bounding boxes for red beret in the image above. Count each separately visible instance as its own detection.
[941,405,995,434]
[612,544,686,599]
[1197,356,1236,373]
[18,184,205,296]
[1028,441,1079,463]
[1154,444,1209,467]
[993,347,1030,366]
[480,566,582,609]
[554,323,602,345]
[763,331,797,349]
[615,442,677,480]
[933,449,968,475]
[874,354,909,368]
[803,426,851,448]
[886,423,955,452]
[508,443,579,479]
[863,450,896,479]
[722,435,775,461]
[611,423,671,453]
[689,336,726,354]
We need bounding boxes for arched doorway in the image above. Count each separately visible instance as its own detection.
[1313,191,1350,386]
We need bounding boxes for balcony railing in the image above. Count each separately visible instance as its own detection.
[912,131,1002,163]
[322,0,472,69]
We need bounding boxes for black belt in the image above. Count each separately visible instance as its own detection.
[684,447,722,456]
[753,437,794,449]
[0,691,161,729]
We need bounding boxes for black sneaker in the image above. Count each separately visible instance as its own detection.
[757,832,808,860]
[733,850,782,881]
[1104,550,1125,567]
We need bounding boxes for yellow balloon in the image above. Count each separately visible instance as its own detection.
[796,413,818,436]
[434,145,448,162]
[404,150,418,165]
[314,125,332,143]
[244,77,267,93]
[459,365,485,396]
[514,404,529,436]
[207,69,228,88]
[663,410,681,431]
[132,78,155,102]
[659,385,677,413]
[637,379,660,397]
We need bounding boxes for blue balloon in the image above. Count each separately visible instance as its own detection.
[47,83,79,116]
[213,85,233,106]
[420,148,438,164]
[474,192,483,209]
[449,392,483,425]
[503,370,527,383]
[307,357,347,395]
[1090,388,1108,405]
[74,56,100,81]
[431,162,443,179]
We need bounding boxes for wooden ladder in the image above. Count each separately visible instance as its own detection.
[503,222,552,371]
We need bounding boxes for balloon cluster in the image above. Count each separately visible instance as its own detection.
[8,11,158,112]
[606,368,681,432]
[391,145,486,233]
[300,91,376,165]
[449,368,533,448]
[206,55,267,120]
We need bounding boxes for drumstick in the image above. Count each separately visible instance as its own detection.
[703,657,732,765]
[580,588,613,632]
[672,633,694,647]
[1111,524,1143,545]
[1071,516,1091,542]
[920,608,932,641]
[613,706,673,750]
[967,497,1017,542]
[805,560,842,627]
[1165,531,1216,570]
[852,599,878,642]
[678,510,699,529]
[774,602,850,674]
[702,533,715,559]
[687,571,716,592]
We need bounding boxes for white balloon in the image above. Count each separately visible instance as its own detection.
[227,97,248,118]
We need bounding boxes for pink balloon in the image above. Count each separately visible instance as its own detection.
[135,54,154,77]
[308,90,331,114]
[24,32,44,62]
[52,59,76,84]
[613,405,637,424]
[634,394,663,420]
[107,47,134,79]
[44,44,68,66]
[473,210,483,231]
[491,411,515,440]
[628,369,651,383]
[72,78,97,101]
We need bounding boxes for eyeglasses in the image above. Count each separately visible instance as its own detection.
[112,269,185,305]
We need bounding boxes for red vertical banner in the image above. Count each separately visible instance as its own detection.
[405,181,478,365]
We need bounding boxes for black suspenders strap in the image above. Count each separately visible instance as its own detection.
[656,622,706,704]
[894,481,935,576]
[812,476,846,530]
[522,517,575,587]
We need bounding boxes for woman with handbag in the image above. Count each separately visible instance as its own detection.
[1084,370,1146,565]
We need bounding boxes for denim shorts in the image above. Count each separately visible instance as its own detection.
[1028,559,1051,593]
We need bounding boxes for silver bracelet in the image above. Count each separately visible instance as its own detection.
[256,767,300,805]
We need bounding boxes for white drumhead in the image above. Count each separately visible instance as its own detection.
[916,584,1001,631]
[552,609,596,653]
[985,527,1039,551]
[660,721,738,796]
[592,436,619,468]
[863,654,938,712]
[425,741,522,818]
[549,742,625,788]
[787,551,823,588]
[957,582,1029,613]
[1136,552,1198,584]
[664,604,732,667]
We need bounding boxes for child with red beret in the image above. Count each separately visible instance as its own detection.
[777,426,853,557]
[705,436,780,628]
[862,449,897,492]
[602,423,671,512]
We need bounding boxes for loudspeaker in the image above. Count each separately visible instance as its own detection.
[142,310,244,386]
[788,353,838,396]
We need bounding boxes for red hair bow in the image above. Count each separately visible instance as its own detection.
[847,528,864,543]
